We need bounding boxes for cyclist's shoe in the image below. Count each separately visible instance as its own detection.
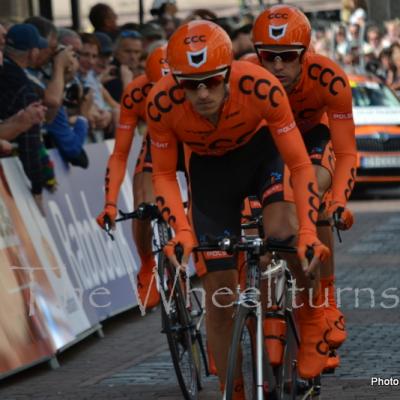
[263,313,287,366]
[321,277,347,349]
[295,292,331,379]
[137,263,160,310]
[325,305,347,349]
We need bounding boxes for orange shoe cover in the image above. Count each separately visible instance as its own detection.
[321,277,347,348]
[295,291,331,379]
[264,315,287,366]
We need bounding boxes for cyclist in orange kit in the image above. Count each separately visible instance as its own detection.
[146,20,331,396]
[97,44,169,309]
[252,5,357,368]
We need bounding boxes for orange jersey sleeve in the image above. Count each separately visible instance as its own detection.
[318,57,357,206]
[146,82,190,232]
[104,74,153,205]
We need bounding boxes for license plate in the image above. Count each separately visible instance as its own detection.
[361,156,400,168]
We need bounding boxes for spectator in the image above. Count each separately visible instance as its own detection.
[139,22,166,51]
[334,24,349,62]
[387,43,400,96]
[375,47,392,82]
[382,19,400,48]
[150,0,180,38]
[89,3,119,41]
[365,25,383,58]
[93,31,114,84]
[25,16,75,123]
[78,33,119,140]
[45,50,89,169]
[0,102,46,142]
[313,25,331,57]
[348,0,368,26]
[58,28,82,53]
[0,23,50,212]
[104,30,143,102]
[182,9,217,24]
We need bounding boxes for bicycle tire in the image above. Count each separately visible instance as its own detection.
[225,304,258,400]
[158,250,200,400]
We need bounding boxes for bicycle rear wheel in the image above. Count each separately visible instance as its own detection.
[159,251,200,400]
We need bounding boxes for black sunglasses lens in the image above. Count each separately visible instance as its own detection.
[260,51,300,62]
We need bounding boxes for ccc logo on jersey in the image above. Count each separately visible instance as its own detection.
[308,64,346,96]
[239,75,284,107]
[122,82,153,109]
[147,85,185,122]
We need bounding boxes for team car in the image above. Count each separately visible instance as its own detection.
[349,73,400,184]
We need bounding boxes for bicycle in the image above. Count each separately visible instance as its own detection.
[103,203,210,400]
[195,221,322,400]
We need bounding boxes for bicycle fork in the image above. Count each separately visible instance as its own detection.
[256,301,265,399]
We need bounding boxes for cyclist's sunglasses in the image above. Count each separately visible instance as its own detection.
[257,48,303,63]
[175,70,228,91]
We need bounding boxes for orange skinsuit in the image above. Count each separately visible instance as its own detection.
[147,60,322,262]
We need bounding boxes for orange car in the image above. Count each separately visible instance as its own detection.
[349,73,400,184]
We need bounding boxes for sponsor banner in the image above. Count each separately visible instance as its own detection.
[0,170,72,373]
[1,159,91,340]
[40,142,141,324]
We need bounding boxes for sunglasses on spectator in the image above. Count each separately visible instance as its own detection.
[175,70,228,91]
[119,30,143,40]
[257,48,303,63]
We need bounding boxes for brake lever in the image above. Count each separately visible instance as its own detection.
[103,216,115,241]
[332,212,343,243]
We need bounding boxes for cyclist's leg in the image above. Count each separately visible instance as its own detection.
[256,138,330,380]
[305,127,347,350]
[186,130,273,396]
[133,133,159,308]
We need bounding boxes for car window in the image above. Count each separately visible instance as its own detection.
[351,81,400,107]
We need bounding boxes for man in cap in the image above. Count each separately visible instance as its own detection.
[0,24,50,213]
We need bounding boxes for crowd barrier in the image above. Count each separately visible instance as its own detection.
[0,135,143,378]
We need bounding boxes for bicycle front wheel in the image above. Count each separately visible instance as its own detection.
[159,252,200,400]
[225,305,258,400]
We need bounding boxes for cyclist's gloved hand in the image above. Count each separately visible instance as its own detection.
[327,203,354,231]
[164,229,196,270]
[297,232,330,278]
[96,203,117,230]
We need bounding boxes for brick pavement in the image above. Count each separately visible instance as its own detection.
[1,207,400,399]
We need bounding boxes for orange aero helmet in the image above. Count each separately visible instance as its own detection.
[252,5,311,49]
[167,20,233,76]
[145,44,170,83]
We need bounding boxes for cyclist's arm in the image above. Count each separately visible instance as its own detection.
[325,72,357,208]
[263,84,320,236]
[149,124,190,233]
[103,84,139,206]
